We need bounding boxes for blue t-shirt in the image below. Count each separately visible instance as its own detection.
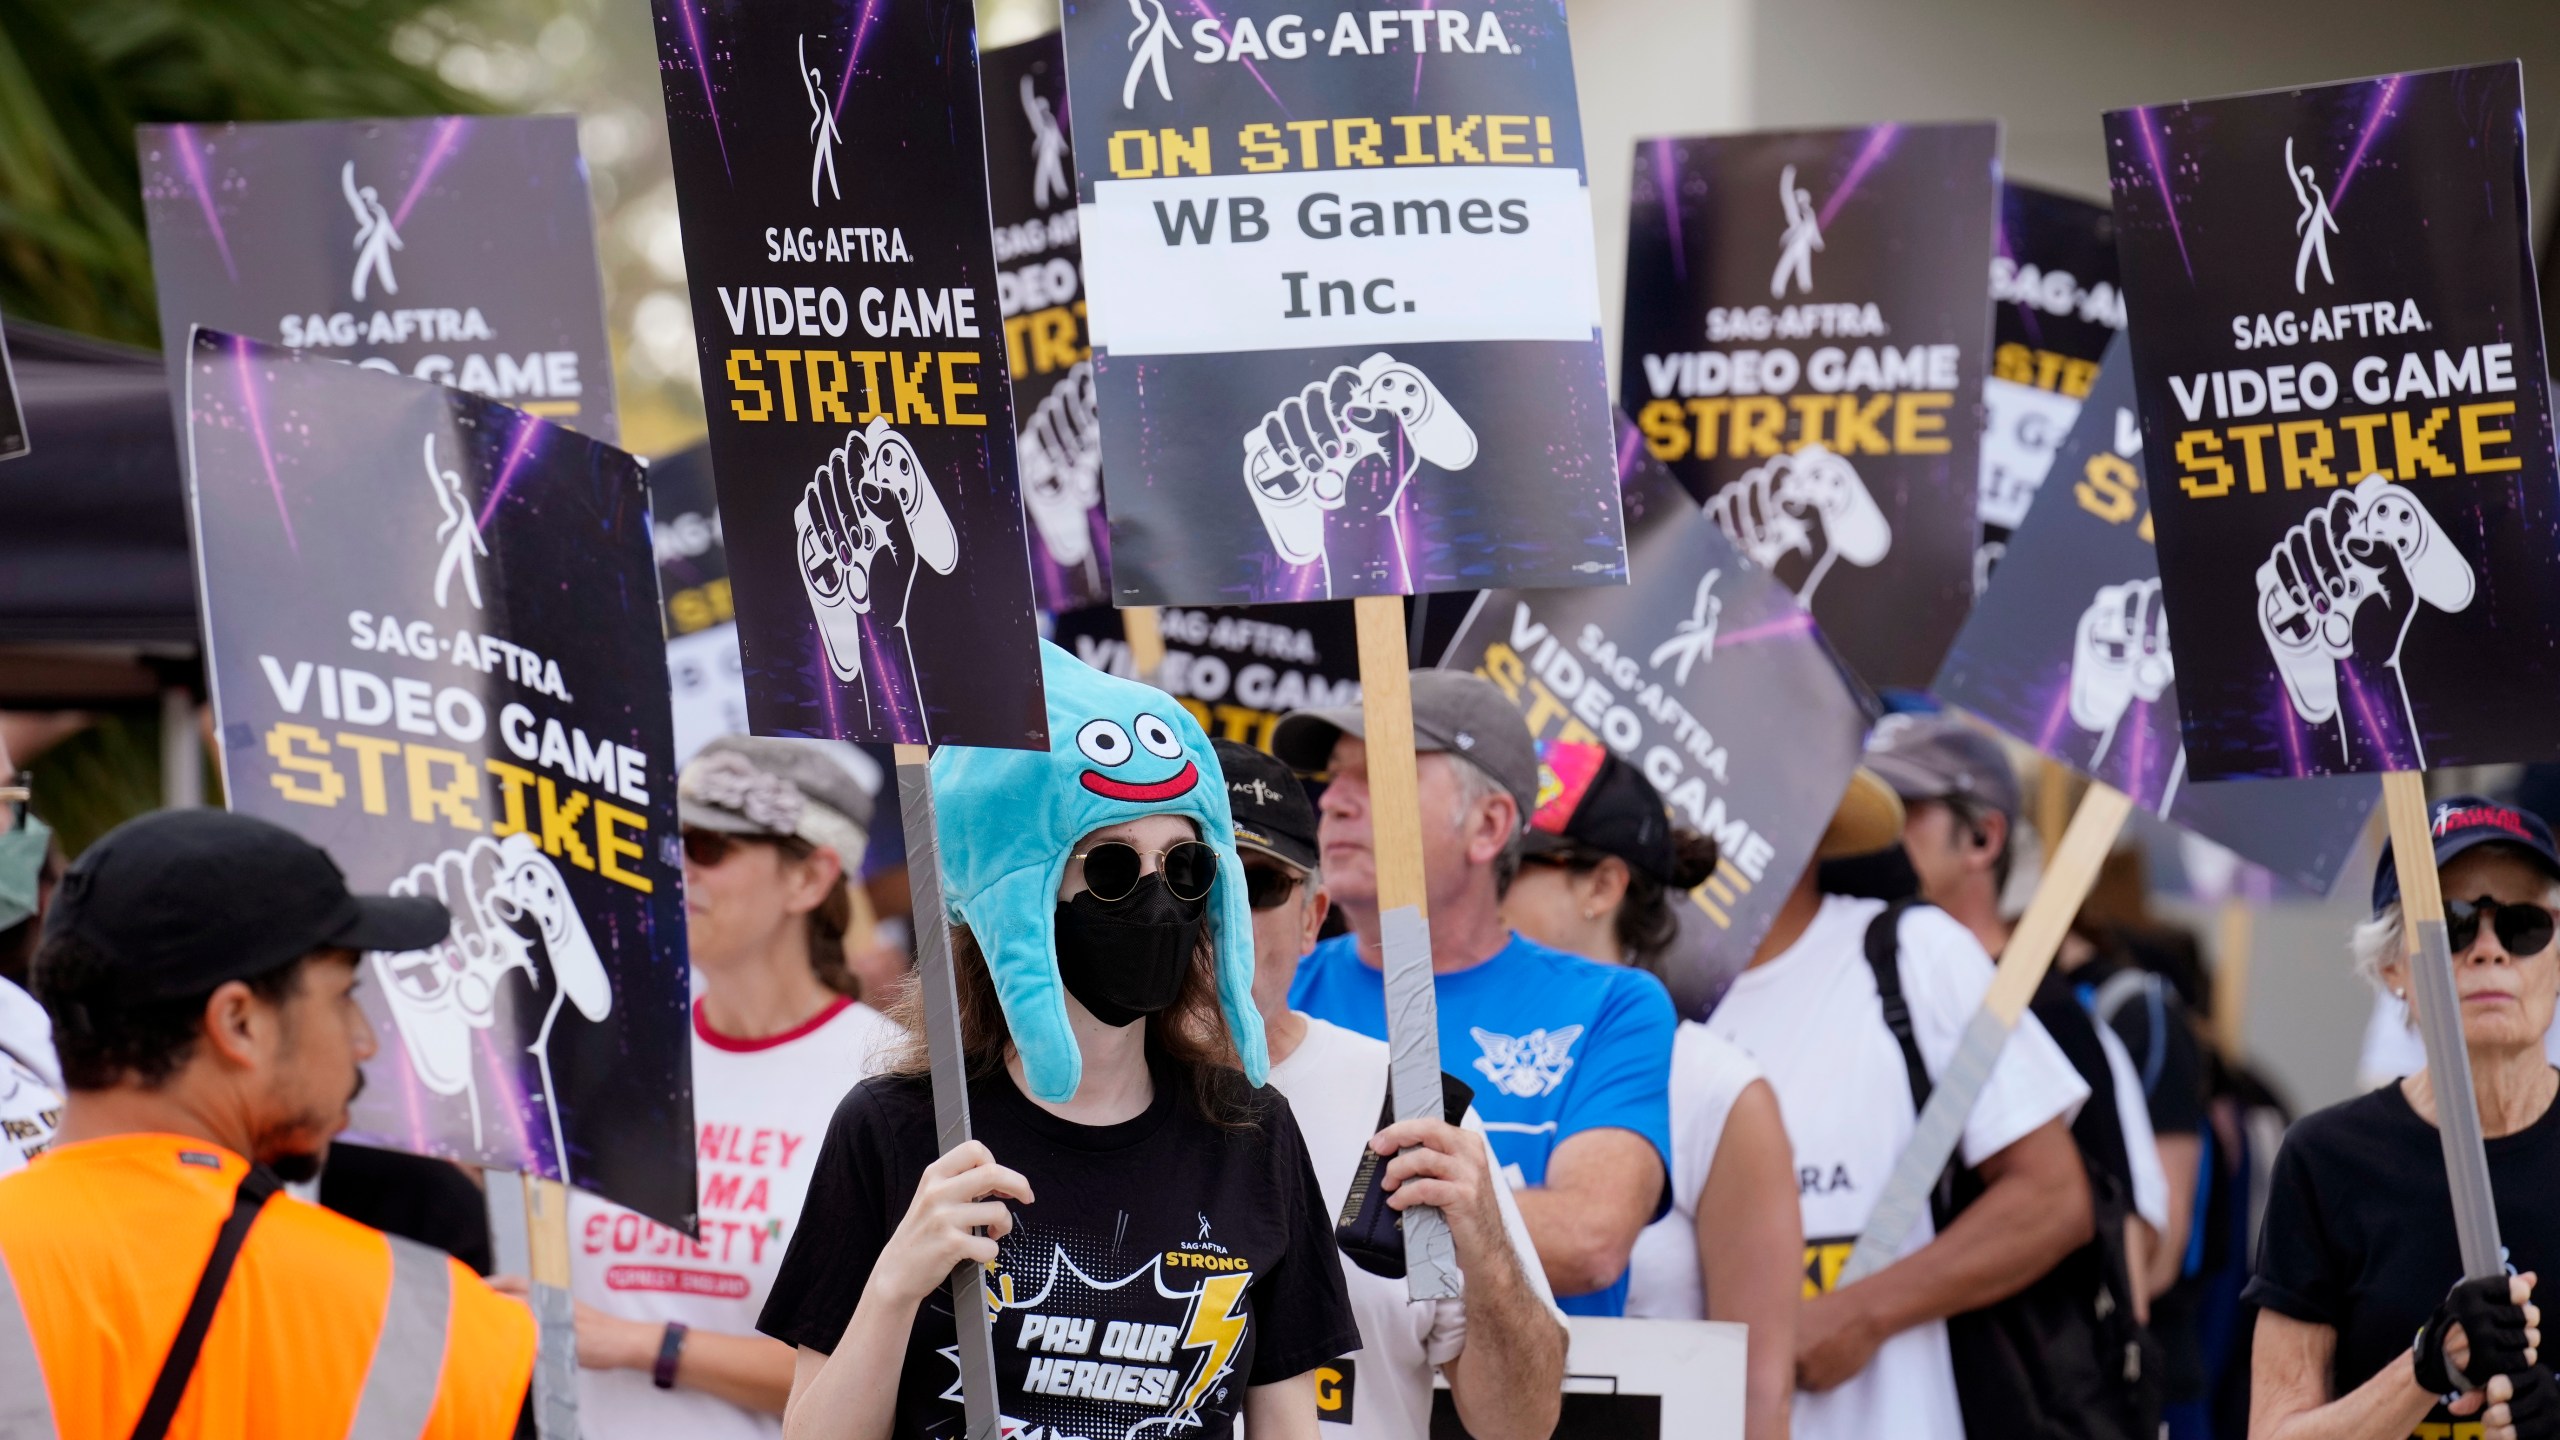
[1289,930,1676,1315]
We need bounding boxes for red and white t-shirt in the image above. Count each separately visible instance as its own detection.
[571,993,900,1440]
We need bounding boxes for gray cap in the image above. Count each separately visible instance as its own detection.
[677,735,874,863]
[1269,670,1538,821]
[1863,716,2021,818]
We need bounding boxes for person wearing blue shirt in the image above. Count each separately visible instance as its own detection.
[1274,672,1675,1316]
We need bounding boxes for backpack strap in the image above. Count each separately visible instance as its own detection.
[1864,897,1934,1113]
[2091,969,2169,1095]
[130,1165,282,1440]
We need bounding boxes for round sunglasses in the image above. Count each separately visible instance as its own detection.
[2447,895,2559,958]
[1071,840,1221,904]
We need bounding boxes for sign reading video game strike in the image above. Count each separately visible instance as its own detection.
[1622,123,1997,691]
[1443,418,1872,1011]
[1058,0,1625,605]
[651,0,1048,750]
[1936,339,2377,894]
[2106,63,2560,779]
[140,117,618,443]
[1051,601,1362,751]
[983,33,1111,614]
[1977,184,2123,588]
[186,331,694,1230]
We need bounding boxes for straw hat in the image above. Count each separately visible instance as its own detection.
[1816,767,1906,860]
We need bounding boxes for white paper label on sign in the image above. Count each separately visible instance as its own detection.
[1976,377,2085,529]
[1080,167,1603,356]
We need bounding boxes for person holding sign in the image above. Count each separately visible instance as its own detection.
[1275,676,1678,1316]
[2249,797,2560,1439]
[543,737,898,1439]
[1218,739,1570,1440]
[759,644,1358,1440]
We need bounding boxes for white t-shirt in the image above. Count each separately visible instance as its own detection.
[2091,1019,2170,1231]
[571,994,900,1440]
[1624,1022,1765,1320]
[1265,1015,1565,1440]
[0,977,61,1177]
[1706,896,2090,1440]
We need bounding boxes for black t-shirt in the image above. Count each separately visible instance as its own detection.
[2245,1078,2560,1425]
[2085,962,2207,1138]
[760,1057,1360,1440]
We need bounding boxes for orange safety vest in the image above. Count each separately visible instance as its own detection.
[0,1133,535,1440]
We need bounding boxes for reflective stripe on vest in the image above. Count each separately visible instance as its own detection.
[345,1235,452,1440]
[0,1247,57,1438]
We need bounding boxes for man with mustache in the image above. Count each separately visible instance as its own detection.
[0,810,539,1439]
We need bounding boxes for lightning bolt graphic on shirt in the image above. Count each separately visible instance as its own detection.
[1177,1271,1252,1413]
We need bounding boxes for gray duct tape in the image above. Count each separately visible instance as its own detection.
[899,759,1002,1440]
[1381,904,1461,1300]
[1837,1005,2014,1288]
[533,1282,581,1440]
[2408,917,2507,1278]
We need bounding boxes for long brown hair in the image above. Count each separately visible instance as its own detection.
[769,835,861,999]
[881,919,1258,1129]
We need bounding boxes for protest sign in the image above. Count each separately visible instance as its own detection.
[0,316,24,462]
[140,116,618,444]
[2105,63,2560,781]
[645,444,749,765]
[1057,0,1625,606]
[983,32,1112,613]
[1978,184,2123,587]
[651,0,1047,751]
[1051,600,1362,750]
[184,330,692,1232]
[1426,1317,1744,1439]
[1623,123,1997,690]
[1442,417,1873,1015]
[1936,338,2377,893]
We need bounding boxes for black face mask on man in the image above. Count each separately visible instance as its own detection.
[1053,873,1205,1027]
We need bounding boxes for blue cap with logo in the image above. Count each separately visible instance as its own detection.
[2372,794,2560,914]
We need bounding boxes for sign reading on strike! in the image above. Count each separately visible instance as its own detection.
[1622,124,1998,691]
[140,117,618,444]
[2105,63,2560,778]
[1936,338,2378,894]
[1443,417,1872,1012]
[187,331,694,1230]
[652,0,1048,750]
[1978,184,2124,588]
[1058,0,1625,606]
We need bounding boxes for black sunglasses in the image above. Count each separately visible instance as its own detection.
[2448,896,2559,958]
[1072,840,1221,904]
[681,827,789,867]
[1240,861,1305,912]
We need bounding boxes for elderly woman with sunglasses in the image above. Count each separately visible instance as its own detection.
[2249,796,2560,1440]
[760,645,1357,1440]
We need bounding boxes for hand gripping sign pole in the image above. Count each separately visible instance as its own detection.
[896,742,1004,1440]
[1352,596,1462,1300]
[2382,771,2505,1278]
[1839,781,2133,1285]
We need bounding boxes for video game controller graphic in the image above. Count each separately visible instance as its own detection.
[1701,443,1891,602]
[1019,360,1104,572]
[2254,474,2472,759]
[795,418,959,688]
[1238,353,1476,581]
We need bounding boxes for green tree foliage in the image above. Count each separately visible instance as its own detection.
[0,0,486,346]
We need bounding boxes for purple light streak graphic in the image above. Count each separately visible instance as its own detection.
[1711,612,1818,648]
[1652,140,1684,283]
[2034,675,2075,754]
[1616,421,1646,477]
[2328,73,2405,213]
[392,116,468,230]
[1184,0,1291,117]
[2128,107,2193,282]
[1410,0,1435,103]
[171,126,238,284]
[670,0,733,178]
[833,0,885,118]
[2339,665,2397,770]
[1816,124,1900,232]
[476,410,547,531]
[2275,685,2309,778]
[472,1025,542,1174]
[229,336,298,553]
[2122,699,2154,804]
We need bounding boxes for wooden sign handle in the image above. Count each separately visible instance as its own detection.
[1351,595,1461,1301]
[1123,605,1166,685]
[521,1175,579,1439]
[895,742,1003,1439]
[1839,781,2133,1286]
[2382,770,2505,1278]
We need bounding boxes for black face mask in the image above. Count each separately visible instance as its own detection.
[1053,872,1206,1028]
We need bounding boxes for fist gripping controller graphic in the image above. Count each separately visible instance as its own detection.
[795,418,960,737]
[2256,474,2473,767]
[1701,444,1891,603]
[2070,577,2183,805]
[1018,359,1104,577]
[1240,353,1476,594]
[374,834,611,1175]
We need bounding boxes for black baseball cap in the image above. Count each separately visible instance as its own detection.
[1213,740,1319,872]
[1269,670,1539,823]
[44,809,451,1000]
[1522,740,1699,885]
[2373,795,2560,914]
